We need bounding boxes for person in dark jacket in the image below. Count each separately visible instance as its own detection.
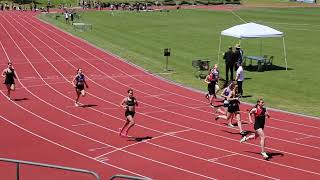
[223,46,234,85]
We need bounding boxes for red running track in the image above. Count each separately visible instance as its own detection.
[0,11,319,180]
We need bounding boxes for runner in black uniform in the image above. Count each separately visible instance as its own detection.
[120,88,138,137]
[240,99,270,159]
[225,85,245,135]
[215,81,235,123]
[72,68,88,107]
[204,64,219,106]
[2,62,18,100]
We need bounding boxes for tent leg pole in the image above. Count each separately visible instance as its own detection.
[282,37,288,71]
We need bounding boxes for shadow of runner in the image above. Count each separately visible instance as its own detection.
[127,136,153,142]
[244,151,284,161]
[221,129,254,136]
[80,104,98,108]
[13,98,28,101]
[240,95,252,98]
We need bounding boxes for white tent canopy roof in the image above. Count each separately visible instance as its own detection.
[221,22,283,39]
[218,22,287,70]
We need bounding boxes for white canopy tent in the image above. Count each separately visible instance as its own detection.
[217,22,288,70]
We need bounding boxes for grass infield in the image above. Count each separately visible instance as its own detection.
[40,5,320,117]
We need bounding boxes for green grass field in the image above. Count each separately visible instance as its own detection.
[40,6,320,117]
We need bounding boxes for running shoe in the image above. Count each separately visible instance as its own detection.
[261,152,269,159]
[215,116,219,121]
[240,136,247,143]
[75,102,79,107]
[227,124,235,128]
[240,131,247,135]
[205,94,209,100]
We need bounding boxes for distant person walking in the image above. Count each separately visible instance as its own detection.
[2,62,18,100]
[240,99,270,159]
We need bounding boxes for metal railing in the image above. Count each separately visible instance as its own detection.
[110,174,151,180]
[0,157,100,180]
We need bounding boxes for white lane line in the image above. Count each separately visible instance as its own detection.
[141,110,166,115]
[94,128,193,160]
[208,153,238,162]
[89,146,111,152]
[72,123,92,127]
[295,136,313,141]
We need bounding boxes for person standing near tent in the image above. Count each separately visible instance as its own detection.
[234,44,244,70]
[223,46,234,86]
[240,98,270,159]
[236,62,244,97]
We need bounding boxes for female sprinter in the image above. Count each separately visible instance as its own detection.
[2,62,18,100]
[240,99,270,159]
[72,68,89,107]
[120,88,138,137]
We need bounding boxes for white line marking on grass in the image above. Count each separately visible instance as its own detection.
[231,10,247,23]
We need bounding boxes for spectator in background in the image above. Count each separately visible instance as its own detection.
[65,11,69,23]
[235,62,244,97]
[223,46,234,86]
[70,11,74,22]
[234,44,244,70]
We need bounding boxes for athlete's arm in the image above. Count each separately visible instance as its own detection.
[248,108,257,124]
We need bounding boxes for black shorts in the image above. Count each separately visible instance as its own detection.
[76,84,85,91]
[207,82,216,95]
[125,110,135,118]
[4,78,15,85]
[228,104,240,113]
[254,118,265,130]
